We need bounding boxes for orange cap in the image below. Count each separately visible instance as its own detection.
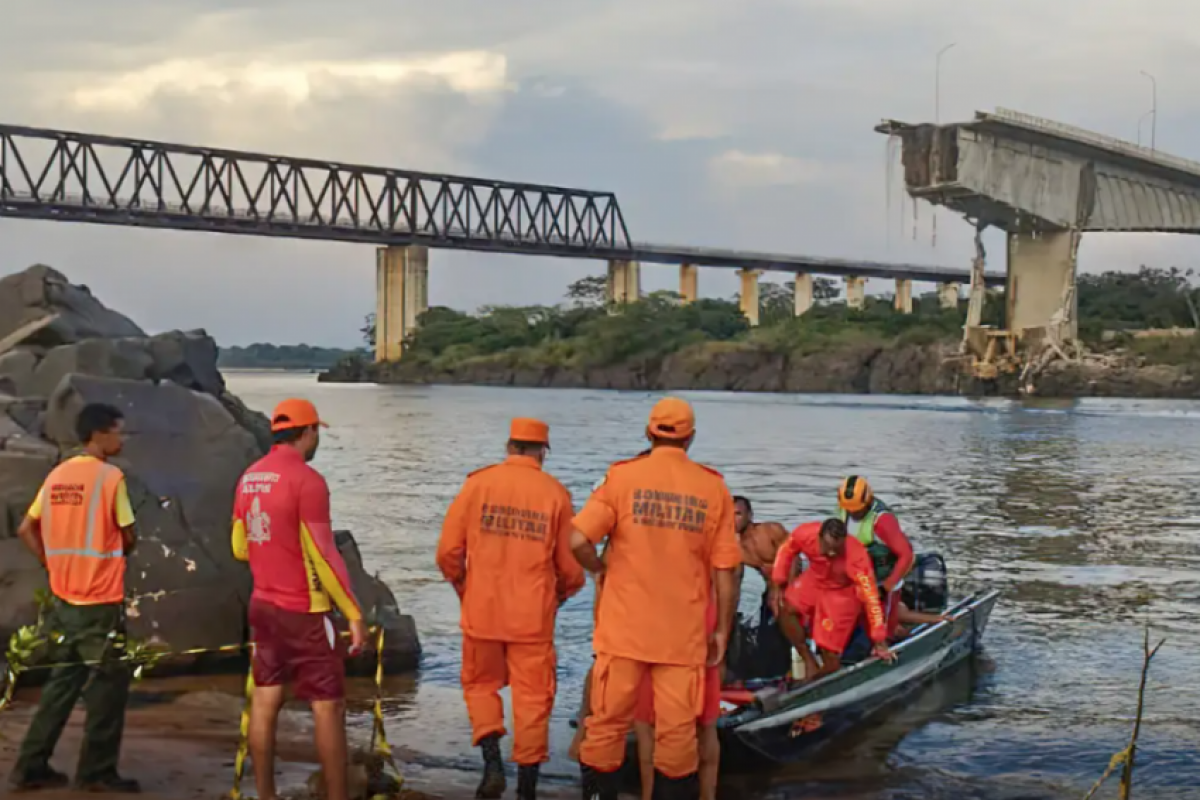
[509,417,550,445]
[647,397,695,440]
[270,398,328,432]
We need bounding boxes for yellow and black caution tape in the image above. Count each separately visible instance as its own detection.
[2,591,404,799]
[229,666,256,800]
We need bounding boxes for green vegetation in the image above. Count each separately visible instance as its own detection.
[378,275,984,374]
[335,265,1200,376]
[218,343,364,370]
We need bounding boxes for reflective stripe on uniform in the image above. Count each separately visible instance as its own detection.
[44,464,121,561]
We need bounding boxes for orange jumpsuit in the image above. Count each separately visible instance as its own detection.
[574,448,742,779]
[436,454,585,766]
[771,522,888,654]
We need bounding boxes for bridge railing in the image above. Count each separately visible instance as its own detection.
[0,124,632,252]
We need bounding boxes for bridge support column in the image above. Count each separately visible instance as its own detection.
[894,278,913,314]
[738,269,761,326]
[845,276,865,310]
[1006,230,1079,340]
[679,264,698,303]
[374,245,428,363]
[938,282,961,309]
[794,273,814,316]
[606,259,641,310]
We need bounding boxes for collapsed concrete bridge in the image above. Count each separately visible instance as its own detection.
[876,107,1200,378]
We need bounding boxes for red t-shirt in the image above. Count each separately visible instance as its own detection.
[231,446,362,620]
[871,512,914,589]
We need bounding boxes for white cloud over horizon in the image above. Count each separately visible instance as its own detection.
[3,0,1200,346]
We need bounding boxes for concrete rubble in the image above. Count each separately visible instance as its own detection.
[0,265,420,674]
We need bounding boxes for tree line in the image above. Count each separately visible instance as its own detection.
[350,266,1200,370]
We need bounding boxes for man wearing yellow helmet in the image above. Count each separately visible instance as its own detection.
[835,476,914,635]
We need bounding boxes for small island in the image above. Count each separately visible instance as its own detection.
[320,268,1200,398]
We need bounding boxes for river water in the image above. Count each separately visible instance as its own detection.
[225,372,1200,799]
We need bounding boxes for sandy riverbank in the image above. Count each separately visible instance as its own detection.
[0,678,575,800]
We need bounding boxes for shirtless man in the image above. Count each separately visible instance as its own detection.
[732,496,821,679]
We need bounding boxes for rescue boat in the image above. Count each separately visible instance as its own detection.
[714,585,1000,767]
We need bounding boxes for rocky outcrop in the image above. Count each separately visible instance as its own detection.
[0,265,420,674]
[325,336,1200,399]
[327,340,967,395]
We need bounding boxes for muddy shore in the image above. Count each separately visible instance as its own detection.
[0,678,575,800]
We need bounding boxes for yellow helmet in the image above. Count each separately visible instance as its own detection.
[838,475,873,514]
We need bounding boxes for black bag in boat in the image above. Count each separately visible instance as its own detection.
[726,590,793,682]
[901,552,948,613]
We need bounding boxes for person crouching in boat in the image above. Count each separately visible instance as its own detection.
[770,518,896,679]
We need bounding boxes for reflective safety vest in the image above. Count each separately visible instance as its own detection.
[836,499,899,585]
[40,458,128,605]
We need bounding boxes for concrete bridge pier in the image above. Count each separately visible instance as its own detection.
[606,259,641,310]
[1006,230,1079,340]
[794,273,814,317]
[738,268,761,326]
[374,244,429,362]
[679,263,698,303]
[845,276,866,310]
[938,282,961,309]
[894,279,913,314]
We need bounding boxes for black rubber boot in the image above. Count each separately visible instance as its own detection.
[475,734,506,799]
[516,764,539,799]
[653,770,700,800]
[580,765,619,800]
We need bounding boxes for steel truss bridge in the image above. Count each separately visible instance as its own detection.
[0,123,1001,286]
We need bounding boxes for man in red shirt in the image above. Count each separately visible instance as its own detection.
[835,476,915,635]
[771,519,895,679]
[231,398,367,800]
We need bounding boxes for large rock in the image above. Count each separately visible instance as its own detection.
[30,338,155,398]
[335,531,422,672]
[147,330,225,397]
[0,265,145,346]
[0,450,56,541]
[0,349,40,396]
[0,265,421,675]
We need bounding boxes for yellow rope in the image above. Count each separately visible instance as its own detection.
[229,664,256,800]
[370,625,402,786]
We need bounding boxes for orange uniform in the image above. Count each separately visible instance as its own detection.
[771,522,888,654]
[575,399,741,780]
[28,455,135,605]
[436,419,585,767]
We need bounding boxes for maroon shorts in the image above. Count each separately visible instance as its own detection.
[248,599,346,701]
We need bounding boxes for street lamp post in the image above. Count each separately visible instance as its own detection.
[936,43,957,124]
[1140,70,1157,152]
[1137,109,1155,147]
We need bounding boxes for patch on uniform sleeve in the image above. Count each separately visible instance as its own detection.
[591,474,607,493]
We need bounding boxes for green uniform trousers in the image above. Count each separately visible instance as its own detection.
[12,600,130,784]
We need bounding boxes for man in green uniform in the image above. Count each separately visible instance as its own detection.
[9,404,140,793]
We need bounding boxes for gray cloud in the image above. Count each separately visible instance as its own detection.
[3,0,1200,346]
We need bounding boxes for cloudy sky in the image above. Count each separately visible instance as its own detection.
[2,0,1199,347]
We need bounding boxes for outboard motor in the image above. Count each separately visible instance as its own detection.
[901,552,948,613]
